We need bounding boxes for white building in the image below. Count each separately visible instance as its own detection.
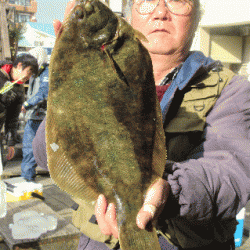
[18,22,55,57]
[109,0,123,14]
[192,0,250,76]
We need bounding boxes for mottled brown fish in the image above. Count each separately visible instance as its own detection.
[46,0,166,249]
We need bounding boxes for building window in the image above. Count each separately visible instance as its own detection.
[19,14,30,22]
[34,41,44,46]
[19,0,26,6]
[11,0,31,6]
[25,0,31,6]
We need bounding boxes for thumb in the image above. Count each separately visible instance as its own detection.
[53,20,62,36]
[136,204,157,230]
[136,179,170,230]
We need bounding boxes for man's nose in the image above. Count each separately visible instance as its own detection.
[152,0,169,19]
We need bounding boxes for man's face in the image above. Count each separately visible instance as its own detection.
[12,63,33,82]
[131,0,197,57]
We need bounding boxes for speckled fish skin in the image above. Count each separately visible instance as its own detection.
[46,0,166,249]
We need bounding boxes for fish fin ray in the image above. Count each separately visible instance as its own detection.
[119,223,161,250]
[152,96,167,178]
[45,117,98,202]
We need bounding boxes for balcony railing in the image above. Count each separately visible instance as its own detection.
[8,0,37,14]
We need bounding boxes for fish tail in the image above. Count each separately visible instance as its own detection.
[119,223,161,250]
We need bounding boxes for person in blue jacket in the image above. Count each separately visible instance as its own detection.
[21,47,49,181]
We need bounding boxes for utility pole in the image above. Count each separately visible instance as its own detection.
[0,1,11,61]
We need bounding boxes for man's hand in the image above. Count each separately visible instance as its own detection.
[95,178,170,238]
[136,178,170,229]
[53,0,106,36]
[6,146,15,160]
[53,0,76,36]
[95,194,119,239]
[21,105,26,113]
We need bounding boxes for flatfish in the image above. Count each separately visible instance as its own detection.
[46,0,166,249]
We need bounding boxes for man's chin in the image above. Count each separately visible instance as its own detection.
[140,40,176,55]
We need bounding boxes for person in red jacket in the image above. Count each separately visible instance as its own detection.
[0,53,38,161]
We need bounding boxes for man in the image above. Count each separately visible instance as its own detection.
[21,47,49,181]
[34,0,250,249]
[0,53,38,161]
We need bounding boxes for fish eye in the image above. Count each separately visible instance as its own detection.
[75,6,84,19]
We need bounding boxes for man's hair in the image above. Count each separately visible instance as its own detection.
[13,53,39,76]
[123,0,202,28]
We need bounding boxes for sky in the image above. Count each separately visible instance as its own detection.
[35,0,70,24]
[35,0,123,24]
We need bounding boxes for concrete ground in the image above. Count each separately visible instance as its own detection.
[0,145,78,250]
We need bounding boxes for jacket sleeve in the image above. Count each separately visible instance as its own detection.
[5,97,23,146]
[25,67,49,109]
[165,75,250,221]
[32,117,48,170]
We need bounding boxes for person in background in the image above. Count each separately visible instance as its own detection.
[33,0,250,249]
[0,53,38,161]
[21,47,49,181]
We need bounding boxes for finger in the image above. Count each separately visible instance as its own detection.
[95,194,112,235]
[53,20,62,36]
[63,0,75,22]
[136,179,169,229]
[53,0,75,37]
[144,179,168,207]
[9,147,15,159]
[10,148,15,160]
[136,204,156,230]
[6,147,15,160]
[105,203,119,239]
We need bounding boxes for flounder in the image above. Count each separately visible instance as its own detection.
[46,0,166,249]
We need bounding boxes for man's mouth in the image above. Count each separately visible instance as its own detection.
[152,29,169,33]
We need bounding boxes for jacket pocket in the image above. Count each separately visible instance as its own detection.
[72,198,119,249]
[165,71,229,133]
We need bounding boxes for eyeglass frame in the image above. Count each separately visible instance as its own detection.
[133,0,194,16]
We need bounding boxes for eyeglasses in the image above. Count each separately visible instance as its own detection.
[134,0,193,16]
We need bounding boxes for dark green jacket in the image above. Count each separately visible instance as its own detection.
[73,52,246,249]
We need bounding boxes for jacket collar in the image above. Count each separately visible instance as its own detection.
[0,64,12,80]
[160,51,217,122]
